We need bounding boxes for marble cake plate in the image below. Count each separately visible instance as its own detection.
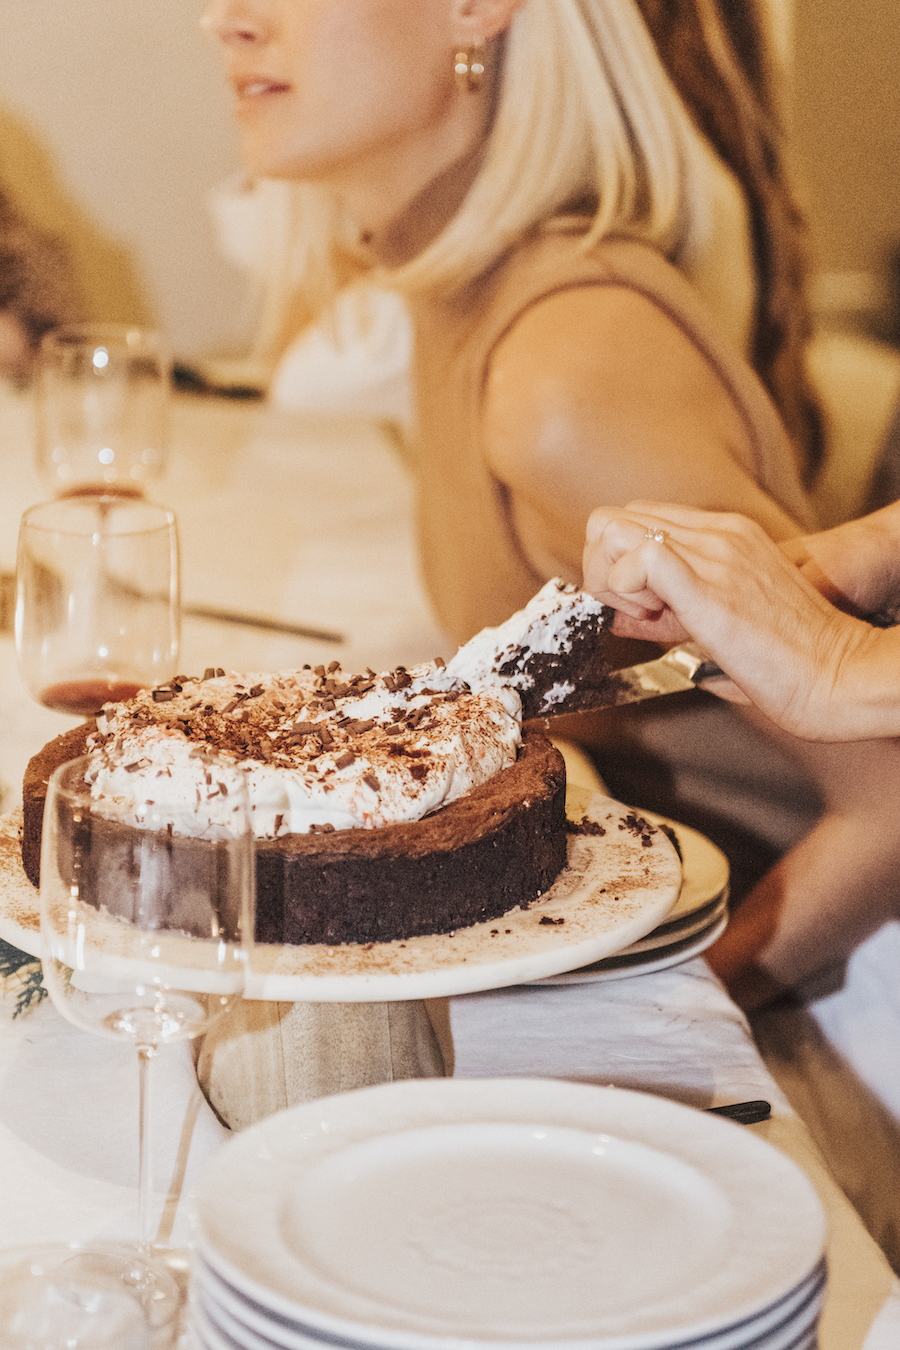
[0,790,682,1003]
[526,796,730,986]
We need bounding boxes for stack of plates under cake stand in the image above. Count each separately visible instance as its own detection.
[186,1078,827,1350]
[530,802,731,986]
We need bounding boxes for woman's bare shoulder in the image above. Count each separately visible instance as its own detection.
[482,282,799,540]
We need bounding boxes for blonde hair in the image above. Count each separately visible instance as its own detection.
[252,0,715,365]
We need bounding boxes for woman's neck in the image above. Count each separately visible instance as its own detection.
[357,144,485,268]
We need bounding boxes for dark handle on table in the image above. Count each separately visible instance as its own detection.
[706,1099,772,1125]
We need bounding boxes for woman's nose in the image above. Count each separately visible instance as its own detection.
[200,0,267,46]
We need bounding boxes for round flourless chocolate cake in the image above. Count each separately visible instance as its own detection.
[22,720,567,946]
[21,581,615,948]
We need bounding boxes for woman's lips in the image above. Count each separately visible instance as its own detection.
[233,76,291,101]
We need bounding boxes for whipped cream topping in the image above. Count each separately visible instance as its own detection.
[85,578,607,840]
[444,579,609,715]
[87,661,521,840]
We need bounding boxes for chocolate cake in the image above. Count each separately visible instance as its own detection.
[21,580,608,947]
[23,720,566,945]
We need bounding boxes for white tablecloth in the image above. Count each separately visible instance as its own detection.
[0,380,897,1346]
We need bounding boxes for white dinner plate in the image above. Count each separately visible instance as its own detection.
[529,909,729,986]
[194,1078,825,1350]
[615,895,728,953]
[0,796,681,1002]
[644,892,726,941]
[193,1257,825,1350]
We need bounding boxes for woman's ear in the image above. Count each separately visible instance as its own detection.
[452,0,525,44]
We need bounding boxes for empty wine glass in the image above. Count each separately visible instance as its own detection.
[15,495,180,717]
[35,324,170,499]
[20,751,256,1346]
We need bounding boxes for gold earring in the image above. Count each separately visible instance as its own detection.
[454,39,486,93]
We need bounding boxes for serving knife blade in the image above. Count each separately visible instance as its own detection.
[603,642,726,707]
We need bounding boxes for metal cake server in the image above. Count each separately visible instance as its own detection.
[603,642,727,707]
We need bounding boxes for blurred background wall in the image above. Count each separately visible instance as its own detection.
[0,0,898,360]
[791,0,900,340]
[0,0,249,360]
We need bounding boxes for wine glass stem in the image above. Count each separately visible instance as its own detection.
[136,1043,157,1249]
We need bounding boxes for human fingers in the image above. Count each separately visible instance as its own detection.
[583,510,678,612]
[582,513,695,643]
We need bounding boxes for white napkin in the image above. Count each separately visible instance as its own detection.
[208,174,414,428]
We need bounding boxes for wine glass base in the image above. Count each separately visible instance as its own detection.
[0,1239,185,1348]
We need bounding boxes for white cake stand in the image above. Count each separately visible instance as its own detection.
[0,791,682,1003]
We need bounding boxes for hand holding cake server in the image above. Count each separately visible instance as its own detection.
[583,499,900,744]
[582,498,900,1009]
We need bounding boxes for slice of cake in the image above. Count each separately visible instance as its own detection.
[445,579,613,719]
[22,580,610,945]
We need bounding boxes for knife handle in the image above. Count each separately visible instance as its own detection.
[665,642,725,685]
[706,1099,772,1125]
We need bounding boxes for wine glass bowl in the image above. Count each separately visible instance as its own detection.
[35,324,170,499]
[40,754,254,1054]
[15,494,180,717]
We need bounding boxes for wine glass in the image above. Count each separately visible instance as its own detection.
[15,494,180,717]
[35,324,170,499]
[23,752,255,1345]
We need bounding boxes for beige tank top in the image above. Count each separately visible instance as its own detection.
[408,225,814,645]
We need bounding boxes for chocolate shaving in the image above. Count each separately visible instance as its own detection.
[152,690,175,703]
[363,773,380,792]
[566,816,607,837]
[619,811,656,848]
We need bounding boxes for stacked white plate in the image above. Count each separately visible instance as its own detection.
[189,1078,827,1350]
[531,812,730,985]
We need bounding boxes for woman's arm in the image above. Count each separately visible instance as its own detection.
[482,283,803,585]
[581,501,900,742]
[782,498,900,621]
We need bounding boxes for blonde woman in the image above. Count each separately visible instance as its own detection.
[203,0,900,1011]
